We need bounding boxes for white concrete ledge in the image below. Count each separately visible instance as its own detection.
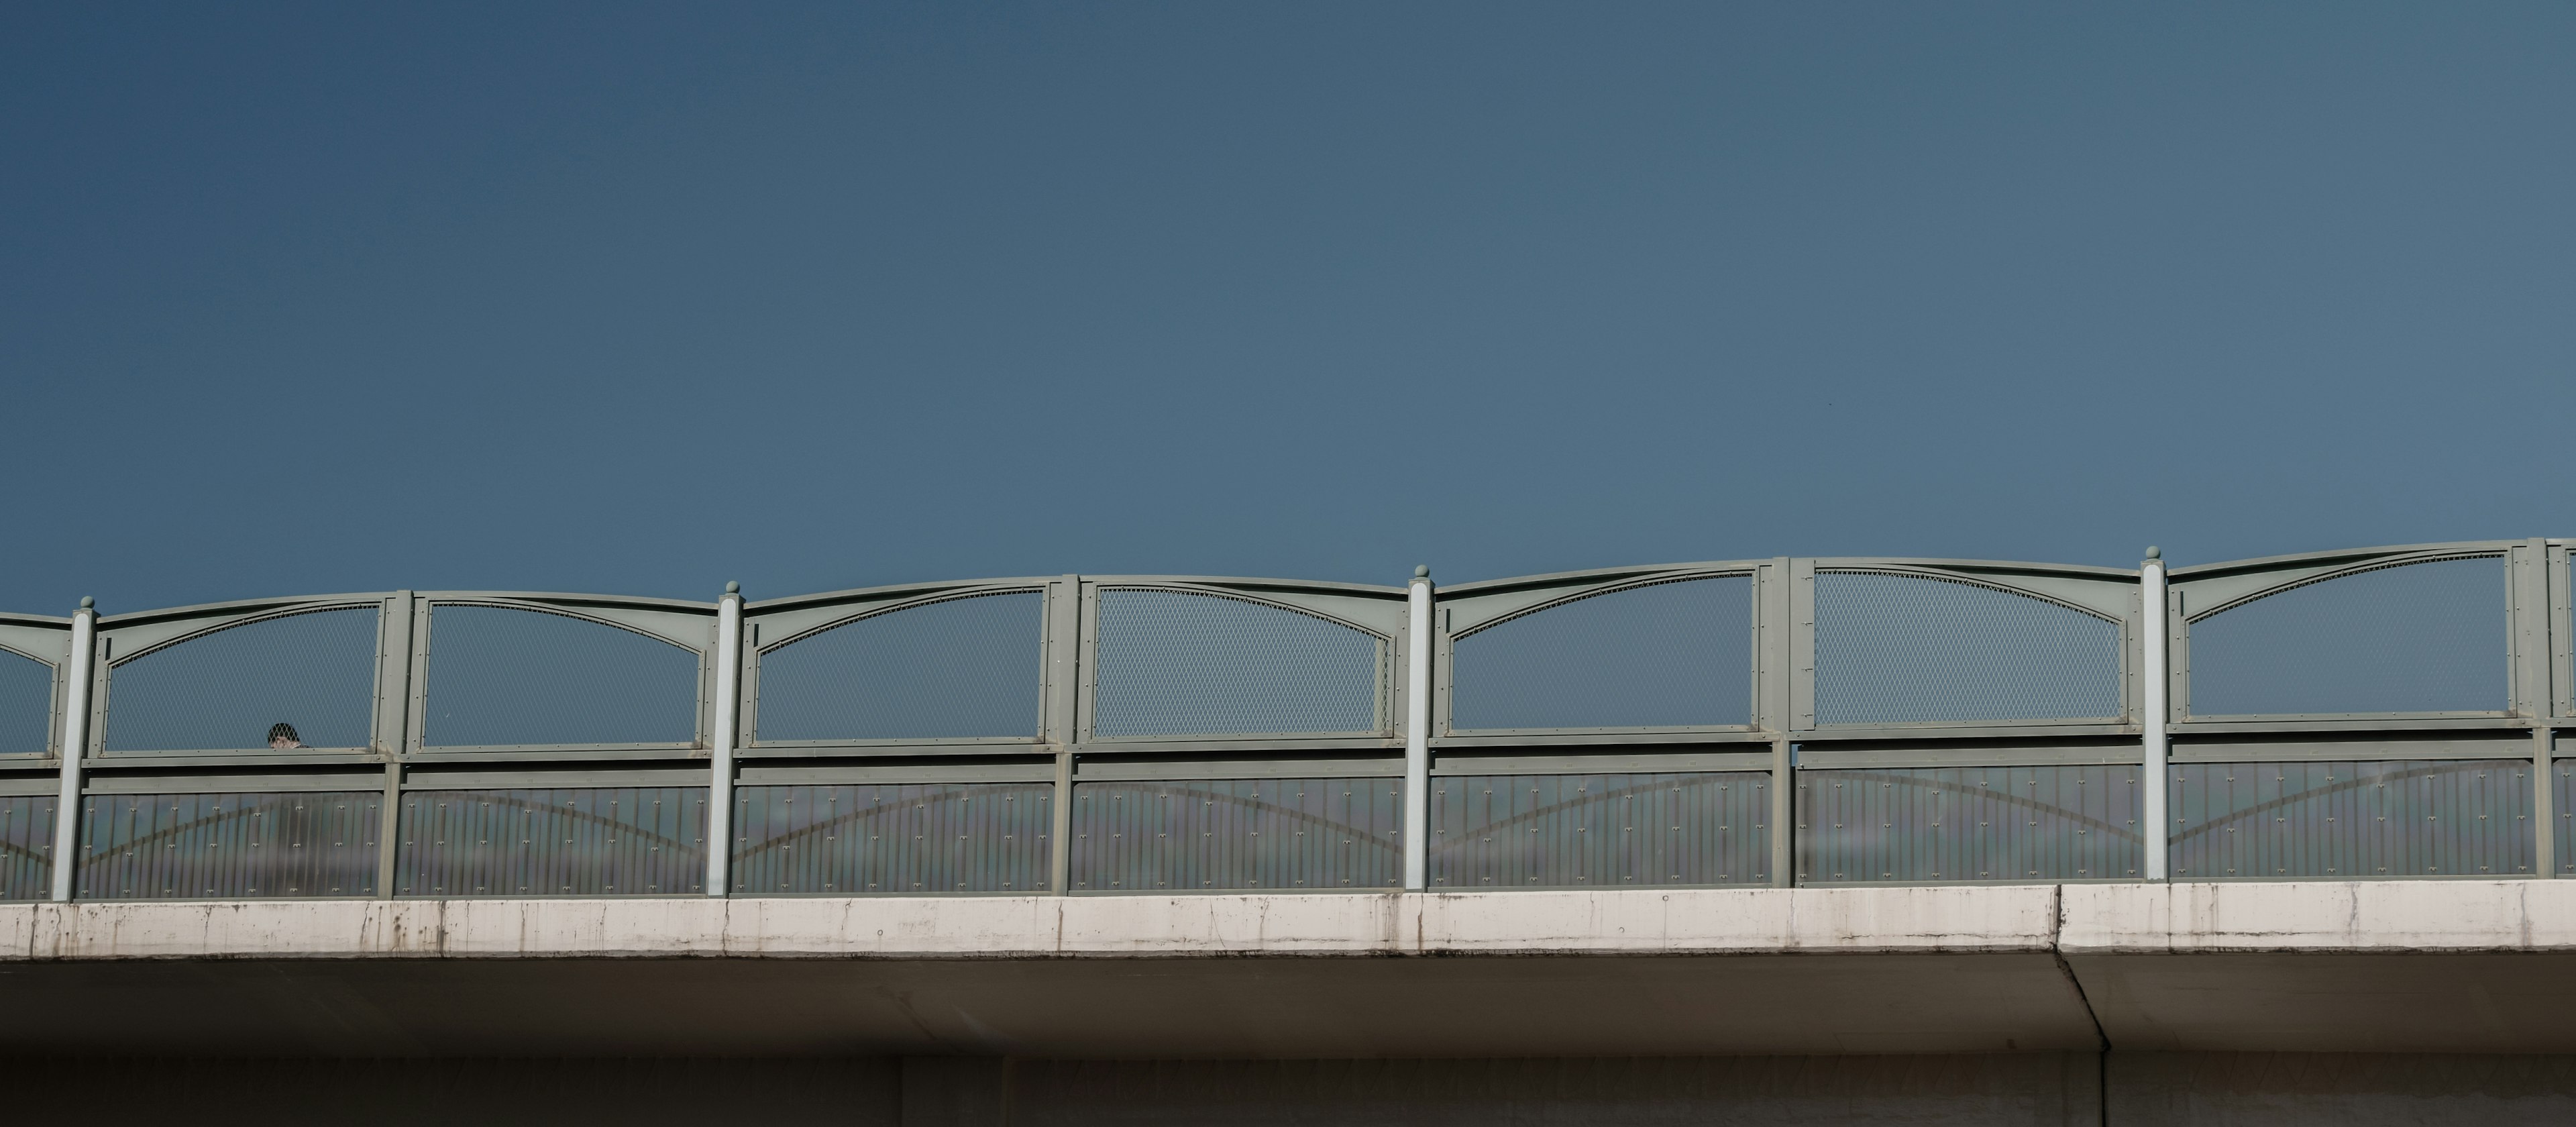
[0,885,2059,961]
[16,880,2576,962]
[2059,879,2576,953]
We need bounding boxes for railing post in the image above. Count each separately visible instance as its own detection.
[2141,549,2169,881]
[1403,566,1432,891]
[50,596,96,902]
[1044,576,1081,896]
[706,582,744,898]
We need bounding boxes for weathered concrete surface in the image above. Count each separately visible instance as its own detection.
[0,884,2063,960]
[2061,880,2576,953]
[2062,881,2576,1053]
[7,881,2576,1057]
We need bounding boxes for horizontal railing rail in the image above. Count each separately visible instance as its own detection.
[0,539,2568,904]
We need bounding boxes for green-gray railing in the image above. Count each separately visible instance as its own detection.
[0,539,2563,902]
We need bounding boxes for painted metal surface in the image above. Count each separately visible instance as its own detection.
[1450,576,1753,731]
[2184,556,2507,717]
[0,794,53,900]
[421,606,699,747]
[76,791,379,898]
[0,647,51,755]
[103,606,378,752]
[7,541,2572,905]
[1798,765,2143,883]
[1429,772,1770,888]
[1091,590,1383,738]
[1069,777,1401,891]
[731,782,1051,894]
[1813,573,2122,726]
[2170,759,2532,879]
[751,590,1043,743]
[397,788,706,896]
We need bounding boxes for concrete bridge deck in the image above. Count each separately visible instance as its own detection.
[7,880,2576,1060]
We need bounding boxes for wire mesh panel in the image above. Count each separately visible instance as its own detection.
[1814,574,2121,725]
[1450,577,1754,731]
[1091,591,1382,738]
[2169,760,2531,878]
[397,788,706,896]
[0,795,54,900]
[754,592,1044,743]
[104,608,378,752]
[423,606,698,747]
[75,792,380,898]
[1,649,51,755]
[1429,772,1768,888]
[731,782,1051,894]
[1069,777,1401,890]
[2186,558,2507,716]
[1796,765,2143,883]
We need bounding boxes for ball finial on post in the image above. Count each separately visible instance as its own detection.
[1413,565,1430,580]
[78,596,93,610]
[2144,546,2161,561]
[724,581,741,596]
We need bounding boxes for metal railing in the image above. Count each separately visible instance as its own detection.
[0,539,2565,902]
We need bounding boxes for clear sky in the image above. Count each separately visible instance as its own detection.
[5,3,2571,614]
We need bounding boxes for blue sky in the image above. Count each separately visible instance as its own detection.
[4,3,2571,614]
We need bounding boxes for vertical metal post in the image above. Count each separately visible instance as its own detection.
[2536,725,2555,879]
[1769,738,1793,887]
[1043,577,1082,895]
[50,598,96,902]
[374,590,413,898]
[2141,549,2169,881]
[1403,567,1433,891]
[705,582,744,898]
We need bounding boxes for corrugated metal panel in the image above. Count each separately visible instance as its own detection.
[0,794,54,900]
[424,606,696,747]
[2170,759,2530,878]
[2187,557,2506,716]
[731,783,1051,894]
[1814,573,2121,724]
[1450,577,1754,731]
[398,788,706,896]
[753,592,1044,742]
[105,607,378,751]
[1429,772,1768,887]
[76,791,378,898]
[1092,591,1381,737]
[1798,765,2142,883]
[1070,778,1400,891]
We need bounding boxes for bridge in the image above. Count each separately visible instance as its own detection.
[5,540,2575,1124]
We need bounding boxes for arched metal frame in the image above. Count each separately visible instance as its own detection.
[89,594,407,764]
[739,578,1061,756]
[1432,557,2142,745]
[10,539,2576,902]
[1436,562,1770,741]
[1071,576,1407,750]
[2167,541,2540,726]
[0,612,70,763]
[400,592,717,757]
[76,590,715,764]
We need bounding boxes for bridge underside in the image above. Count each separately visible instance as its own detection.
[13,881,2576,1123]
[8,949,2576,1059]
[11,1052,2576,1126]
